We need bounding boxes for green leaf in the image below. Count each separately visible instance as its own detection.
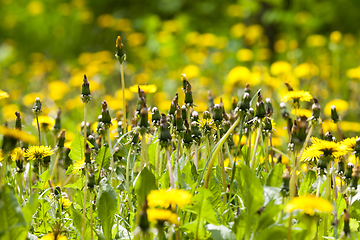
[70,204,83,237]
[336,194,346,220]
[69,132,93,162]
[184,187,219,225]
[265,163,284,188]
[147,135,158,167]
[96,179,118,240]
[298,170,317,196]
[206,224,236,240]
[236,164,264,216]
[95,145,111,169]
[65,177,84,190]
[22,192,38,225]
[255,225,288,240]
[0,185,28,240]
[350,218,359,232]
[134,167,157,206]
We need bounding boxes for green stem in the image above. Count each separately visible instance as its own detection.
[18,173,23,205]
[36,115,41,146]
[204,117,240,189]
[126,146,133,212]
[140,133,147,169]
[217,128,227,207]
[108,129,114,183]
[90,191,94,240]
[82,166,88,238]
[120,63,127,134]
[50,149,60,180]
[166,149,175,189]
[84,102,87,150]
[224,141,233,168]
[194,144,199,169]
[250,121,263,171]
[159,149,164,174]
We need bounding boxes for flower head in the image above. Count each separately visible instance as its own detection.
[285,195,333,216]
[147,189,192,209]
[33,115,55,132]
[0,90,9,99]
[11,147,24,162]
[0,126,37,144]
[340,137,358,153]
[281,91,312,108]
[24,145,54,162]
[40,233,67,240]
[147,208,179,225]
[301,137,346,162]
[59,197,71,208]
[0,150,3,162]
[72,158,85,175]
[129,84,157,94]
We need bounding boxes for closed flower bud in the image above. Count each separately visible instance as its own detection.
[88,172,95,190]
[182,74,188,92]
[183,120,193,148]
[54,186,61,196]
[53,108,61,134]
[85,142,91,164]
[213,104,223,122]
[32,97,42,115]
[159,114,172,148]
[203,110,211,120]
[280,167,290,197]
[244,83,251,94]
[355,138,360,156]
[191,111,199,122]
[232,97,238,110]
[181,105,187,120]
[350,165,360,190]
[311,97,321,119]
[256,99,266,119]
[331,105,340,123]
[15,111,21,130]
[324,131,336,142]
[57,130,66,148]
[168,93,178,116]
[338,157,345,174]
[175,107,185,133]
[152,107,161,126]
[191,121,202,144]
[101,100,112,128]
[345,163,354,179]
[115,36,126,63]
[138,103,149,129]
[280,102,290,120]
[237,92,251,112]
[265,98,273,117]
[185,82,193,106]
[343,209,350,237]
[81,75,91,103]
[208,91,215,111]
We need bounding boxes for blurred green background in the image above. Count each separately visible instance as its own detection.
[1,0,360,141]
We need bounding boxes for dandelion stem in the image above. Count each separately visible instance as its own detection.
[126,146,133,212]
[194,144,198,169]
[36,115,41,146]
[82,166,88,238]
[120,63,127,134]
[84,102,87,150]
[250,121,263,171]
[90,191,94,240]
[108,129,114,183]
[217,128,227,206]
[166,149,175,189]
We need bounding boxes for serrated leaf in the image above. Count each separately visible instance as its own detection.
[134,168,157,206]
[22,192,38,225]
[69,132,94,162]
[96,179,118,240]
[265,163,284,188]
[298,170,317,196]
[95,145,111,169]
[0,185,28,240]
[65,177,84,190]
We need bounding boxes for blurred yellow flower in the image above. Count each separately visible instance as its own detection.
[27,1,44,16]
[291,109,312,118]
[33,116,55,132]
[281,91,312,107]
[48,81,69,101]
[306,34,327,47]
[294,63,319,79]
[285,195,333,215]
[182,65,200,79]
[226,66,251,86]
[274,39,287,53]
[129,84,157,94]
[233,134,247,146]
[127,32,145,47]
[270,61,292,76]
[244,25,263,45]
[40,233,67,240]
[0,150,3,162]
[23,92,44,107]
[346,66,360,79]
[11,147,24,162]
[330,31,342,44]
[343,33,355,47]
[236,49,254,62]
[25,146,54,161]
[230,23,246,39]
[147,209,179,225]
[59,197,72,208]
[257,48,271,61]
[198,33,217,47]
[97,14,114,28]
[147,189,192,209]
[0,126,37,144]
[2,104,20,120]
[0,90,9,99]
[324,99,349,117]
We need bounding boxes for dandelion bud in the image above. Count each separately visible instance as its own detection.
[81,75,91,103]
[354,138,360,157]
[185,82,193,106]
[15,111,21,130]
[115,36,126,63]
[54,186,61,196]
[345,163,354,180]
[53,108,61,134]
[213,104,223,122]
[181,105,187,120]
[285,82,293,91]
[203,110,211,120]
[280,167,290,197]
[182,74,188,92]
[32,97,42,115]
[96,115,106,136]
[57,130,66,148]
[237,92,251,112]
[325,131,336,142]
[85,142,91,164]
[311,97,321,119]
[159,114,172,148]
[191,111,199,122]
[101,100,112,129]
[175,107,185,133]
[183,120,193,148]
[152,107,161,126]
[256,92,266,119]
[88,171,95,190]
[338,157,345,174]
[231,97,238,110]
[331,105,340,123]
[168,93,178,116]
[138,103,149,129]
[264,117,272,132]
[280,102,290,120]
[208,91,215,111]
[191,121,201,144]
[244,83,251,94]
[350,165,360,190]
[265,98,273,117]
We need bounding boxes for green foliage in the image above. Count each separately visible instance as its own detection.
[298,170,317,196]
[134,167,157,206]
[69,132,94,162]
[95,144,111,169]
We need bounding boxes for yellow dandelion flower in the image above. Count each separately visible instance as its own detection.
[330,31,342,44]
[0,126,37,144]
[147,189,192,209]
[0,90,9,99]
[281,91,312,108]
[129,84,157,94]
[24,146,54,161]
[340,137,358,153]
[301,137,346,162]
[270,61,292,76]
[285,195,333,216]
[72,158,85,175]
[32,115,55,132]
[59,197,72,208]
[11,147,24,162]
[226,66,251,85]
[147,208,179,225]
[294,62,319,79]
[0,150,3,162]
[324,99,349,117]
[346,66,360,80]
[40,233,67,240]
